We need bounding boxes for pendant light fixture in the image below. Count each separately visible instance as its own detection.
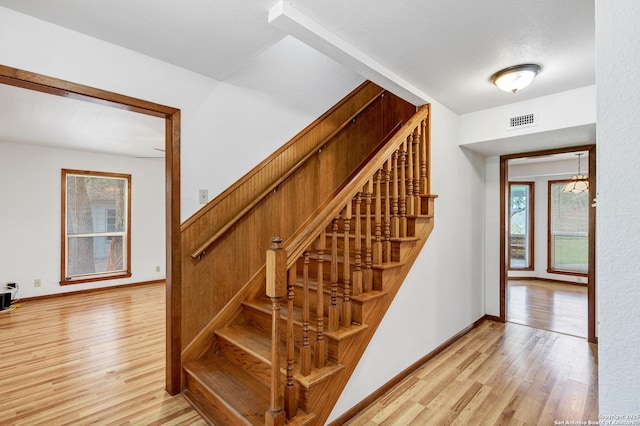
[491,64,541,93]
[562,153,589,193]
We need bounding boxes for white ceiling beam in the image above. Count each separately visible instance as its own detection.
[268,1,432,106]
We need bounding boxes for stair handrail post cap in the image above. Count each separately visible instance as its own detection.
[270,236,284,250]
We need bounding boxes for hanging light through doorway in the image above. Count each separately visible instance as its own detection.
[562,153,589,193]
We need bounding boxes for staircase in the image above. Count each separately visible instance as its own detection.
[180,83,435,425]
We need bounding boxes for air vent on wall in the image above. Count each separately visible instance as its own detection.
[506,112,537,130]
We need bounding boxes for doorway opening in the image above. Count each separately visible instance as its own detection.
[0,65,182,393]
[500,145,596,343]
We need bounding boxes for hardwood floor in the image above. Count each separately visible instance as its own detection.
[345,320,598,425]
[0,283,205,425]
[508,279,588,338]
[0,283,597,425]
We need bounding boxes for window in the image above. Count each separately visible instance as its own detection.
[508,182,534,270]
[61,169,131,284]
[548,180,588,275]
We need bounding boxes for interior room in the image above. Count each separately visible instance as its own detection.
[0,0,638,424]
[506,151,591,338]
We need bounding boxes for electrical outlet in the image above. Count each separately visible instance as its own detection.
[199,189,208,204]
[155,266,160,273]
[34,279,41,288]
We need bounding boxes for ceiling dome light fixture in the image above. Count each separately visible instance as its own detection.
[562,153,589,193]
[491,64,541,93]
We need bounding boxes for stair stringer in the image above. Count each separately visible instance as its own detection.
[302,195,437,424]
[180,99,434,423]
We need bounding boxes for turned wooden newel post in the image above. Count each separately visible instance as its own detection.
[265,237,286,426]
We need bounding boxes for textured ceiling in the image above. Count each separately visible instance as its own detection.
[0,83,165,158]
[0,0,595,113]
[0,0,595,157]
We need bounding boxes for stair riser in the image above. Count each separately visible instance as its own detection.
[215,335,319,414]
[296,251,398,282]
[184,374,255,426]
[242,306,342,364]
[291,286,359,323]
[217,337,273,386]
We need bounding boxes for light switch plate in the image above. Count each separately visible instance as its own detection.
[199,189,208,204]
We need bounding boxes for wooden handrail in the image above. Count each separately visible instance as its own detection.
[190,89,387,260]
[263,104,430,422]
[282,105,429,269]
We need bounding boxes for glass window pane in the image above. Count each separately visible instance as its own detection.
[62,169,130,284]
[67,175,126,235]
[67,235,126,278]
[549,181,588,274]
[509,183,533,269]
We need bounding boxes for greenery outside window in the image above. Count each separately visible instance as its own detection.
[508,182,534,270]
[61,169,131,284]
[548,179,588,275]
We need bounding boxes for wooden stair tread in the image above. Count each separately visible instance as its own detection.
[216,323,345,388]
[216,324,273,364]
[389,236,419,243]
[184,355,271,426]
[351,290,388,303]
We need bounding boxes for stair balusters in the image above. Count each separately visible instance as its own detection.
[300,251,311,376]
[315,232,326,369]
[399,140,407,236]
[383,159,392,262]
[262,105,430,424]
[342,205,352,328]
[353,192,363,296]
[413,127,421,211]
[329,219,340,331]
[391,150,400,238]
[406,132,415,215]
[373,170,383,264]
[285,269,297,420]
[420,118,429,198]
[364,179,374,292]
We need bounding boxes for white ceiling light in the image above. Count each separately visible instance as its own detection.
[562,153,589,193]
[491,64,541,93]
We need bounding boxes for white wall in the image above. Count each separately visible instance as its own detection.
[596,0,640,415]
[0,4,504,419]
[0,6,363,298]
[459,85,596,147]
[330,102,487,421]
[470,88,597,317]
[0,140,165,298]
[180,35,365,217]
[0,7,364,221]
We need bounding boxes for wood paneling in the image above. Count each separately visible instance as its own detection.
[179,83,416,349]
[0,283,204,425]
